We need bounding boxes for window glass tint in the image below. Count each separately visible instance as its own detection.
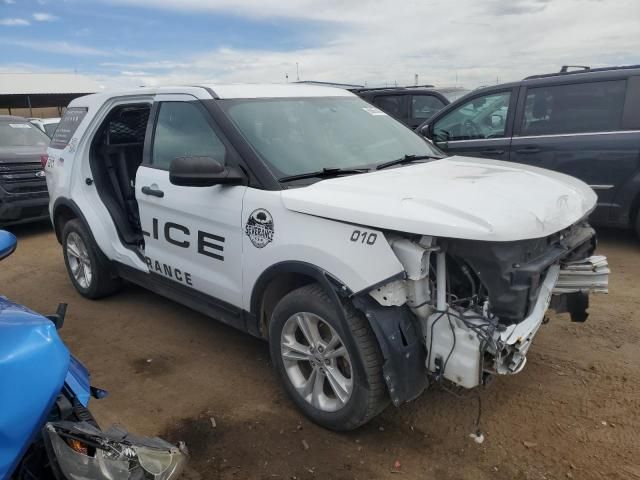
[433,91,510,142]
[521,80,626,136]
[372,95,404,117]
[0,121,49,147]
[411,95,445,120]
[50,107,87,149]
[152,102,226,169]
[222,97,442,178]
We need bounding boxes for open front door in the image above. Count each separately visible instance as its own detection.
[135,94,246,316]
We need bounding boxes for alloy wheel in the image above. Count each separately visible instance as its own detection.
[66,232,93,289]
[280,312,353,412]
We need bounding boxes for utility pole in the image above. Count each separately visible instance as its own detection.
[296,62,299,82]
[414,73,418,86]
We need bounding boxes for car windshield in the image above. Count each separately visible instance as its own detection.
[220,96,442,178]
[0,121,50,147]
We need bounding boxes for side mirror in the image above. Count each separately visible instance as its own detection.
[0,230,17,261]
[418,123,431,138]
[169,156,246,187]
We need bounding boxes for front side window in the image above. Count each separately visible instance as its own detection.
[372,95,405,117]
[433,91,511,142]
[521,80,626,136]
[221,97,442,178]
[411,95,445,120]
[152,102,226,170]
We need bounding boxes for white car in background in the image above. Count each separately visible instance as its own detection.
[44,84,609,430]
[29,117,61,138]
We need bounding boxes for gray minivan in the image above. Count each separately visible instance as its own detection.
[418,65,640,236]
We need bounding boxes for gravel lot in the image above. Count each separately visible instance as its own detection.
[2,222,638,480]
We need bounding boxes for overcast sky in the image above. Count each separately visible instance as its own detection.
[1,0,639,89]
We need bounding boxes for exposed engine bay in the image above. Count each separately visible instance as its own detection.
[368,220,609,390]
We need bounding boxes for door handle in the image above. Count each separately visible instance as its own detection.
[141,186,164,198]
[481,149,505,155]
[515,147,541,154]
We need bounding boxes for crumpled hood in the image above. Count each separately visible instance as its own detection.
[281,156,597,241]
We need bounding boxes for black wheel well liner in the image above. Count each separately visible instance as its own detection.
[249,261,352,338]
[52,198,92,244]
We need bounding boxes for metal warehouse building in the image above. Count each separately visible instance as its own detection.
[0,73,101,118]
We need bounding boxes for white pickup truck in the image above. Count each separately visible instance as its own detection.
[45,84,608,430]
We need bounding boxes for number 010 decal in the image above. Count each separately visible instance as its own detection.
[350,230,377,245]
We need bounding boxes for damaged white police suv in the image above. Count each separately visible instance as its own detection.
[45,84,609,430]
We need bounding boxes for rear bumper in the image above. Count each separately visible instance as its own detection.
[0,185,49,225]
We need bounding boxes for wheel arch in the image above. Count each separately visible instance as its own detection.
[249,261,353,338]
[52,198,85,243]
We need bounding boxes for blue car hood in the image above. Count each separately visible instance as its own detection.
[0,296,70,479]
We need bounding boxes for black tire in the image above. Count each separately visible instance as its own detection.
[269,283,389,430]
[61,218,121,299]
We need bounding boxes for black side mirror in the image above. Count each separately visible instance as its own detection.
[169,156,246,187]
[418,123,432,138]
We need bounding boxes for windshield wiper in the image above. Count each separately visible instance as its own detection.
[375,154,442,170]
[279,167,370,183]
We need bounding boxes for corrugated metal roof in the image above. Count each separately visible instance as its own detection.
[0,73,101,95]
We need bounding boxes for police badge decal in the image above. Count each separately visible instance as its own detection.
[245,209,274,248]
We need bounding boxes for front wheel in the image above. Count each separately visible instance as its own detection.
[62,219,121,299]
[269,284,389,430]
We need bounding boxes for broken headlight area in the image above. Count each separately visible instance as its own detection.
[371,222,608,391]
[44,421,187,480]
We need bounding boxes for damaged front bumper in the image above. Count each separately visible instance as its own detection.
[359,222,609,400]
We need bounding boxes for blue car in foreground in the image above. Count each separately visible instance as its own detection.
[0,230,187,480]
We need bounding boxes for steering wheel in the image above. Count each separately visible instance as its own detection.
[463,119,482,139]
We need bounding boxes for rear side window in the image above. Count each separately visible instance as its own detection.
[372,95,405,117]
[106,107,149,145]
[521,80,626,136]
[151,102,226,170]
[50,107,88,149]
[622,76,640,129]
[411,95,445,120]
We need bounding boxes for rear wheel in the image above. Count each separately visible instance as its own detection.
[269,283,389,430]
[62,219,121,299]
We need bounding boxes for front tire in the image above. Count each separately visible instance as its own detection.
[62,219,121,299]
[269,283,389,430]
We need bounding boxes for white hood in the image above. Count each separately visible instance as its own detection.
[281,156,597,242]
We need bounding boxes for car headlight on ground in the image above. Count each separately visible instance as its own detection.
[44,421,188,480]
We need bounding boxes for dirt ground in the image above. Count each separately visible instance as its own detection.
[1,222,638,480]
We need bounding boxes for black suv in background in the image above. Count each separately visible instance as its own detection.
[353,86,469,129]
[0,116,50,226]
[418,65,640,236]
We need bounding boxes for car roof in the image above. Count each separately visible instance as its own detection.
[69,83,356,108]
[353,86,439,95]
[467,65,640,96]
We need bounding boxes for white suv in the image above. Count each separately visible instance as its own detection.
[45,84,609,430]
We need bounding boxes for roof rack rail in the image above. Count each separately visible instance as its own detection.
[351,84,435,92]
[524,64,640,80]
[560,65,590,73]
